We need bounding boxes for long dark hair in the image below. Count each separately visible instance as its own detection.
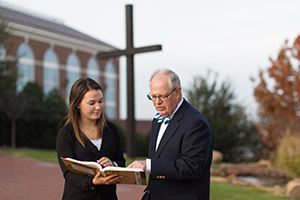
[65,77,107,146]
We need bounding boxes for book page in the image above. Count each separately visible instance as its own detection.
[64,157,102,169]
[103,166,143,172]
[71,164,95,175]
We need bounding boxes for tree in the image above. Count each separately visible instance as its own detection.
[252,39,300,151]
[42,88,68,148]
[187,71,259,162]
[16,83,67,149]
[2,93,31,148]
[0,16,21,149]
[0,17,18,105]
[0,16,67,149]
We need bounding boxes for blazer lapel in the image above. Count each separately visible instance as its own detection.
[154,99,188,158]
[149,119,161,158]
[154,121,179,158]
[85,138,104,158]
[85,128,111,158]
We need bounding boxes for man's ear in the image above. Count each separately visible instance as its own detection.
[176,87,182,99]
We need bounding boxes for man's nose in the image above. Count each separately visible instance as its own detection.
[154,97,162,103]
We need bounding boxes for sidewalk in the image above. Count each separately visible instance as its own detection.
[0,154,145,200]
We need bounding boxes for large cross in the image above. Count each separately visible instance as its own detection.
[97,4,162,158]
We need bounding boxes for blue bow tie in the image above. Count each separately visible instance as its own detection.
[154,113,170,124]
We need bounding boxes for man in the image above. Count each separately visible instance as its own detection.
[128,69,214,200]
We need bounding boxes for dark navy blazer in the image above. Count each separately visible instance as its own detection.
[145,99,214,200]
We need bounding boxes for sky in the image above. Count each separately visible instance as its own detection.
[4,0,300,120]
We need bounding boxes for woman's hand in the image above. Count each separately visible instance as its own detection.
[97,157,114,167]
[92,172,123,185]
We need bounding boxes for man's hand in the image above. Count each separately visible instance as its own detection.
[127,160,146,171]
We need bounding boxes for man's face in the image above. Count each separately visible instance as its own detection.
[150,74,181,118]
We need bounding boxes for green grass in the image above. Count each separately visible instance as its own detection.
[0,148,58,163]
[210,182,288,200]
[0,148,290,200]
[0,148,143,166]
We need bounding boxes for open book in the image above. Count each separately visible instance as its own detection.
[61,157,147,185]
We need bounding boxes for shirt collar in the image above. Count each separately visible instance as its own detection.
[168,97,184,121]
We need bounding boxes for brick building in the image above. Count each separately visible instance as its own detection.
[0,3,152,135]
[0,3,120,120]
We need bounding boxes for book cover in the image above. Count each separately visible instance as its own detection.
[61,157,147,185]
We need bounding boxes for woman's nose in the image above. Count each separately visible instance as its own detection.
[96,103,102,109]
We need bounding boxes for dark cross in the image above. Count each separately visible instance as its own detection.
[97,4,162,158]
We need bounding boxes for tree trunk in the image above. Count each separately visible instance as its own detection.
[11,118,16,149]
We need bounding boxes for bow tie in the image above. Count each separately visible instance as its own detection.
[154,113,170,124]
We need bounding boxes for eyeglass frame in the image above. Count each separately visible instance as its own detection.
[147,87,178,101]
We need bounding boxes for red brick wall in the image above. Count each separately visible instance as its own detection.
[29,39,49,85]
[77,50,91,73]
[54,45,72,65]
[5,35,23,55]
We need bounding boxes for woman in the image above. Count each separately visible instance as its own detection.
[57,77,125,200]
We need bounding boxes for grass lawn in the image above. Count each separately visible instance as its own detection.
[211,181,288,200]
[0,148,58,163]
[0,148,290,200]
[0,148,144,166]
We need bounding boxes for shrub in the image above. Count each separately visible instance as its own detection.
[136,132,150,157]
[274,131,300,177]
[115,123,150,157]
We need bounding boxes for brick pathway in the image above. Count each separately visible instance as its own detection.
[0,154,145,200]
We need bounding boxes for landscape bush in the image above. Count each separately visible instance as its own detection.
[274,130,300,177]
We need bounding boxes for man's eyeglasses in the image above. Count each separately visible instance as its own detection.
[147,87,178,101]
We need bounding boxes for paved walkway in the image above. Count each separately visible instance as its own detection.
[0,154,145,200]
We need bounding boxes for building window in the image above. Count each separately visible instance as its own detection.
[66,53,80,101]
[104,61,116,119]
[16,44,34,92]
[0,45,6,61]
[43,49,59,94]
[0,46,6,78]
[87,58,99,82]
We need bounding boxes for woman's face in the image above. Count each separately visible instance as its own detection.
[78,89,104,122]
